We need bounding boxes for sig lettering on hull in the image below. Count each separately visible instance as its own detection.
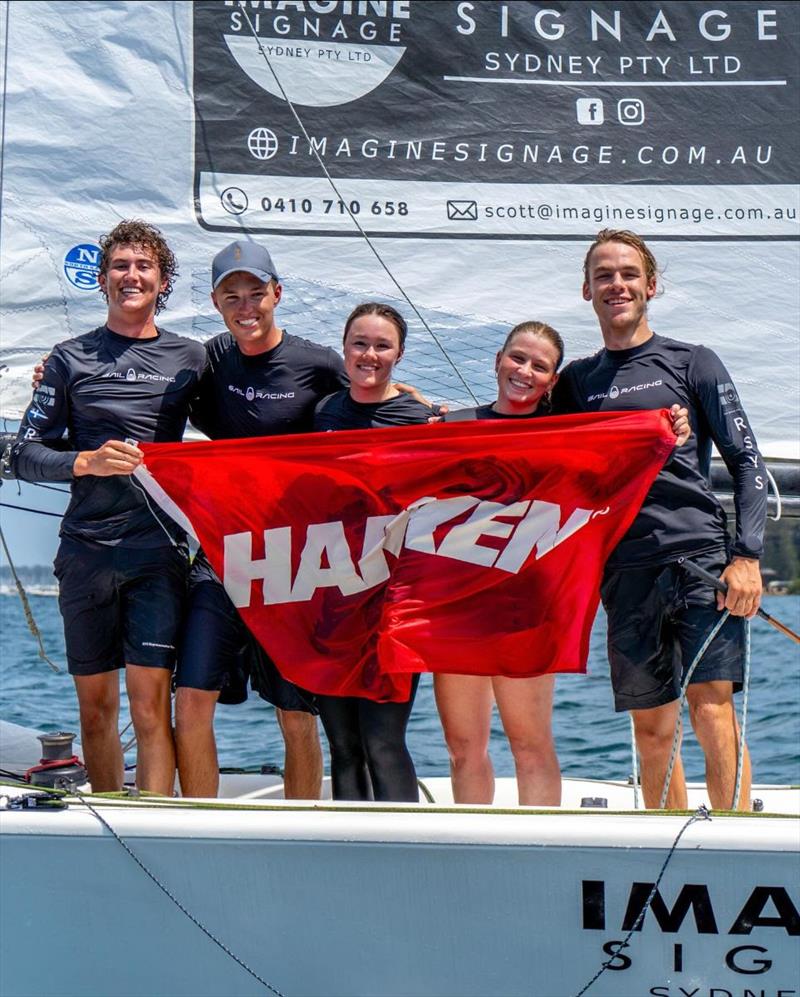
[581,879,799,983]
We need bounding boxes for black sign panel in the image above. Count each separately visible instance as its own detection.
[193,1,800,237]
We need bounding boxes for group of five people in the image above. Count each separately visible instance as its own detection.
[13,220,766,811]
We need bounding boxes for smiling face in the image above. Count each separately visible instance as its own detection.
[583,241,657,347]
[211,272,282,355]
[98,243,166,332]
[343,313,403,402]
[494,331,561,415]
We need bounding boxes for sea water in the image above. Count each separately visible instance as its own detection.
[2,593,798,785]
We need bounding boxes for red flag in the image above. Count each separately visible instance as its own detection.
[137,411,674,701]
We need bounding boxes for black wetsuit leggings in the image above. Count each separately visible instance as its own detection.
[316,674,421,802]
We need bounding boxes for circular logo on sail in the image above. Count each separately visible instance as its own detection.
[64,244,101,291]
[223,3,410,107]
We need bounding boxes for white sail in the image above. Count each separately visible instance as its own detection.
[0,1,797,451]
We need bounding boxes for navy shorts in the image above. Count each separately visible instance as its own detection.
[601,548,745,713]
[53,538,189,676]
[176,578,316,713]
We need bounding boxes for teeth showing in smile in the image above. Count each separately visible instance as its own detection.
[509,378,532,389]
[237,319,258,329]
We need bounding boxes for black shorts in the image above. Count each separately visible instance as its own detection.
[601,548,745,713]
[176,578,316,713]
[54,538,189,676]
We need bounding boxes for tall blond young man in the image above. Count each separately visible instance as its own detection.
[553,229,766,811]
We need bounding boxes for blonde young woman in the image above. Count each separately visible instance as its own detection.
[440,321,566,805]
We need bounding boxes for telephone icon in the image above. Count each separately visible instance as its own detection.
[221,187,248,215]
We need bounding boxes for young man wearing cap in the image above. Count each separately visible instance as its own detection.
[13,220,207,795]
[174,241,348,799]
[553,228,766,811]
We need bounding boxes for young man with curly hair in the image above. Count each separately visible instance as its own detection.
[13,220,207,795]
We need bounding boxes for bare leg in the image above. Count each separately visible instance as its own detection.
[276,709,323,800]
[631,701,687,809]
[126,664,175,796]
[175,686,221,797]
[493,674,561,806]
[687,680,751,811]
[433,673,494,804]
[73,672,124,792]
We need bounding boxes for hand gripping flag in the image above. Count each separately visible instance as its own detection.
[136,411,675,701]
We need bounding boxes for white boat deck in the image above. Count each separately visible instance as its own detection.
[2,721,798,996]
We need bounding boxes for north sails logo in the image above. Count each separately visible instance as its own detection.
[224,494,606,608]
[221,0,411,108]
[588,379,663,402]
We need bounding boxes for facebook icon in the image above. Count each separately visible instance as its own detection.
[576,98,604,125]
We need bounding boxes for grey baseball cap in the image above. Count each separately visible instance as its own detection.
[212,241,280,289]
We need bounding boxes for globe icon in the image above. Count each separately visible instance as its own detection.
[248,128,279,161]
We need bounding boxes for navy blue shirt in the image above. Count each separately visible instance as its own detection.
[552,333,766,567]
[444,404,547,422]
[188,330,347,584]
[190,332,347,584]
[190,331,346,440]
[314,390,432,431]
[12,325,207,546]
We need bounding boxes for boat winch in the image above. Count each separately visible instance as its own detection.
[25,732,87,791]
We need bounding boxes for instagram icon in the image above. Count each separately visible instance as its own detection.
[617,99,645,126]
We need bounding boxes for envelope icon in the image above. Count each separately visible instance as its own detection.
[447,199,478,221]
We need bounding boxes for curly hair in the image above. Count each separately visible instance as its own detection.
[98,219,178,314]
[583,228,659,284]
[343,302,408,352]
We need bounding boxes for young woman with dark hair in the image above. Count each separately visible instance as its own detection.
[313,302,430,802]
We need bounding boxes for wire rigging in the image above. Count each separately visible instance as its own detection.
[237,7,479,405]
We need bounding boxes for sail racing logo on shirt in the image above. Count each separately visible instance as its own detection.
[223,494,606,607]
[228,384,296,401]
[588,379,663,402]
[219,0,411,108]
[103,369,176,383]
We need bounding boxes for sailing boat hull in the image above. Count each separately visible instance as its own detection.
[2,788,798,997]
